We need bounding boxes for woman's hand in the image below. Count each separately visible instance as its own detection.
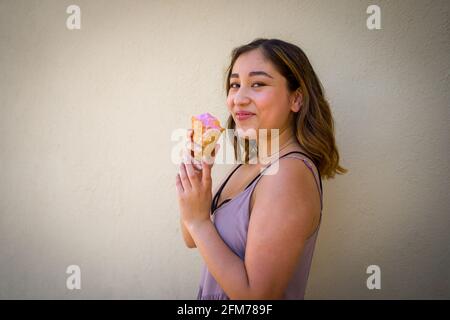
[176,129,219,230]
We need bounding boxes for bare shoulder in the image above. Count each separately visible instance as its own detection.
[251,155,321,238]
[243,156,322,298]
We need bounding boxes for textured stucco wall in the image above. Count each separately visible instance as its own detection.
[0,0,449,299]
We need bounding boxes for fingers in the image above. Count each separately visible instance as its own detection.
[185,141,198,163]
[192,158,202,171]
[184,157,200,187]
[202,159,212,186]
[202,144,219,186]
[175,174,184,193]
[183,147,202,171]
[185,129,201,163]
[180,129,218,189]
[181,149,204,190]
[177,129,195,194]
[178,162,192,191]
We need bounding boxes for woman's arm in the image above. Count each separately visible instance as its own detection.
[181,216,196,248]
[187,158,320,299]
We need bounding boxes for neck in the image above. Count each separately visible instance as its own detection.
[237,124,297,165]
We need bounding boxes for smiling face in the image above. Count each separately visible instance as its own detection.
[226,48,301,139]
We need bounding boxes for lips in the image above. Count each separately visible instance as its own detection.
[235,111,255,121]
[236,111,255,116]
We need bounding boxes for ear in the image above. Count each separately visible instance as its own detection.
[290,90,302,113]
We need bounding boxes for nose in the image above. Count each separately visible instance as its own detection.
[233,89,251,106]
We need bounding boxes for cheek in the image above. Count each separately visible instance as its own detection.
[226,95,233,110]
[257,98,292,129]
[253,92,277,122]
[254,89,277,108]
[226,90,285,128]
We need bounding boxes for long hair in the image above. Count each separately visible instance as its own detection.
[224,38,348,179]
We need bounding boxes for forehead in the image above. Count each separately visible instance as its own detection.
[231,49,276,75]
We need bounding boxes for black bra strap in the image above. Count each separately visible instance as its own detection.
[210,151,322,214]
[210,164,242,214]
[276,151,322,193]
[244,151,322,193]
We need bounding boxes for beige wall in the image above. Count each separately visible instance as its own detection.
[0,0,449,299]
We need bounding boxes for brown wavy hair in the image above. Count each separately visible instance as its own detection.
[224,38,348,179]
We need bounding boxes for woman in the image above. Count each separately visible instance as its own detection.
[175,38,347,299]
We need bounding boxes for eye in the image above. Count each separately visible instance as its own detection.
[229,82,265,89]
[252,82,265,88]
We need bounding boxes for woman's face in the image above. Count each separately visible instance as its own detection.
[226,49,300,139]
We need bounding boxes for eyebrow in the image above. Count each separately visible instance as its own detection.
[230,71,274,79]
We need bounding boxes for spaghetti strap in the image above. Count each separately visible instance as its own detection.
[211,151,322,214]
[251,151,322,194]
[210,164,242,214]
[278,151,322,193]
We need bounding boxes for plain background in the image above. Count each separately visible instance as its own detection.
[0,0,449,299]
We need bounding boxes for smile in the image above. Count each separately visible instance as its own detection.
[235,113,255,121]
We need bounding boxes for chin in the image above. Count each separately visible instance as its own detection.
[234,126,258,140]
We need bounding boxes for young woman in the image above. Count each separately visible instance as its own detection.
[175,38,347,300]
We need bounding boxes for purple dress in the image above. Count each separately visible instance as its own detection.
[196,151,323,300]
